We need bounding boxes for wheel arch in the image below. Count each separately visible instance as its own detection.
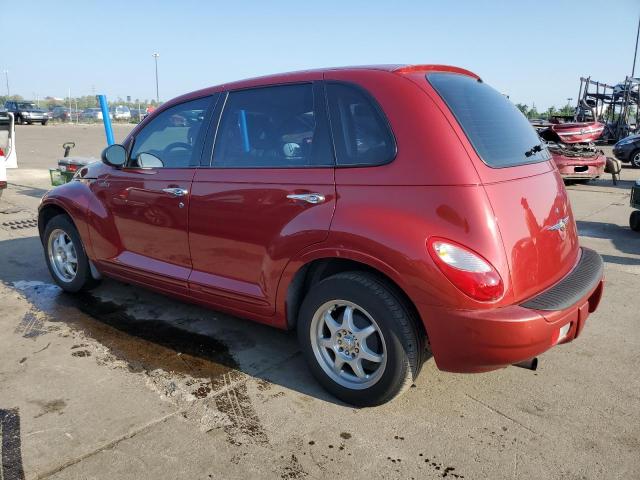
[38,202,72,243]
[281,254,426,339]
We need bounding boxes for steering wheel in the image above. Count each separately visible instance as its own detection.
[163,142,192,156]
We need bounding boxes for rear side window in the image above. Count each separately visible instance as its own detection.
[326,83,396,166]
[428,73,550,168]
[213,83,333,168]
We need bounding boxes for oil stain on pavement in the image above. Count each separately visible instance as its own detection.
[11,280,270,447]
[0,408,26,480]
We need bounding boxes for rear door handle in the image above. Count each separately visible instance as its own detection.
[286,193,326,204]
[162,187,189,197]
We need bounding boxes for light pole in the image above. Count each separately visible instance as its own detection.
[632,15,640,77]
[152,53,160,104]
[3,70,9,96]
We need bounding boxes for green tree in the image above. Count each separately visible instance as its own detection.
[515,103,529,117]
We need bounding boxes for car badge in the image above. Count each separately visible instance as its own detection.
[546,216,570,239]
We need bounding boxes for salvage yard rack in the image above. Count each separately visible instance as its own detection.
[576,75,639,143]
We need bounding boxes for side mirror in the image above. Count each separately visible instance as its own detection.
[101,144,127,168]
[138,152,164,169]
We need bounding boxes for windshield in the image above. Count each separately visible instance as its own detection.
[17,102,38,110]
[427,73,550,168]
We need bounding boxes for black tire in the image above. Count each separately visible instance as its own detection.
[631,150,640,169]
[17,115,24,125]
[298,271,424,407]
[630,211,640,232]
[43,214,100,292]
[41,120,48,126]
[26,120,32,125]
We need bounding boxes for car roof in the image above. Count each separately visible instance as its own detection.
[165,64,480,108]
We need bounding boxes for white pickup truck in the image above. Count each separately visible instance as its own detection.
[0,109,17,199]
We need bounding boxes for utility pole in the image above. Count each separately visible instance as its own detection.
[3,70,9,96]
[152,53,160,104]
[632,15,640,77]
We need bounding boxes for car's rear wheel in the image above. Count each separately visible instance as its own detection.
[631,150,640,168]
[43,215,100,292]
[630,211,640,232]
[298,271,424,406]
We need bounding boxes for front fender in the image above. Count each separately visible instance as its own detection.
[39,180,95,257]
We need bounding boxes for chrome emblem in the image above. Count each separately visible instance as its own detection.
[546,216,570,238]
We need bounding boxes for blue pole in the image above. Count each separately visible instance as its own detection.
[239,109,250,152]
[97,94,115,146]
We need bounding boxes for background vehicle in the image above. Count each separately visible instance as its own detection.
[130,108,148,122]
[4,100,49,125]
[111,105,131,121]
[630,180,640,232]
[81,108,113,122]
[38,65,604,406]
[50,106,81,122]
[613,134,640,167]
[0,110,17,198]
[49,142,97,186]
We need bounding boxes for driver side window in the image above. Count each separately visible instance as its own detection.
[129,96,212,168]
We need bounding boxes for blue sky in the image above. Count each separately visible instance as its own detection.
[3,0,638,109]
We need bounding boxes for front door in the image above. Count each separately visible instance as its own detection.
[189,81,336,318]
[90,95,215,295]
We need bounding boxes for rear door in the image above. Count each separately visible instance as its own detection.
[90,95,216,295]
[424,72,580,302]
[189,82,336,317]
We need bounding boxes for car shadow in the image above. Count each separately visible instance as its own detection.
[0,234,423,407]
[10,184,51,199]
[566,178,636,191]
[600,253,640,267]
[576,220,640,256]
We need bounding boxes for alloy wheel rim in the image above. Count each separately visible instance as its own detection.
[47,229,78,282]
[310,300,387,390]
[633,152,640,167]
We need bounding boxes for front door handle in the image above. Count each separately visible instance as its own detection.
[162,187,189,197]
[286,193,326,204]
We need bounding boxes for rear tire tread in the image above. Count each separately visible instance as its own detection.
[299,271,425,406]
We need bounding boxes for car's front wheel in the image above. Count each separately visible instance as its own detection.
[43,215,100,292]
[630,150,640,168]
[298,271,424,406]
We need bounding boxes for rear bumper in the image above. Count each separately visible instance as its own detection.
[421,247,604,373]
[554,154,606,179]
[21,116,47,122]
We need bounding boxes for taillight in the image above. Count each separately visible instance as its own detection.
[428,238,504,302]
[67,164,78,172]
[0,147,4,157]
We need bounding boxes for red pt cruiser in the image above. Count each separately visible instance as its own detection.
[38,65,604,406]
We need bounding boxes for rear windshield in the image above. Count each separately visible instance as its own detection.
[427,73,550,168]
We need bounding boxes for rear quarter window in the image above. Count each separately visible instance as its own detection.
[326,82,396,166]
[427,73,550,168]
